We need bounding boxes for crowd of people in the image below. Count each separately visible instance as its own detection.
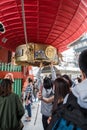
[0,49,87,130]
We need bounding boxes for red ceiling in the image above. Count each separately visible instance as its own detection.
[0,0,87,52]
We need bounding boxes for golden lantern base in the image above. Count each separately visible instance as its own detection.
[15,43,59,66]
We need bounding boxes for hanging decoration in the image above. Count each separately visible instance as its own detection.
[15,43,59,66]
[14,0,59,66]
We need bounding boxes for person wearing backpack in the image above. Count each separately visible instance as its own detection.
[47,49,87,130]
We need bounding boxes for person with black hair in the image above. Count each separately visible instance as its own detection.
[25,77,33,121]
[71,49,87,109]
[37,62,56,130]
[0,79,24,130]
[41,76,53,130]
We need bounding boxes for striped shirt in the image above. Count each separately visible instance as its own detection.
[25,85,32,96]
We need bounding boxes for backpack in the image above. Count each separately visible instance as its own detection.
[47,93,87,130]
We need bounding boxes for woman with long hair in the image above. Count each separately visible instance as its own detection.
[0,79,25,130]
[45,77,70,130]
[52,77,70,114]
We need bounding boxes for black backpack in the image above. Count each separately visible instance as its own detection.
[47,93,87,130]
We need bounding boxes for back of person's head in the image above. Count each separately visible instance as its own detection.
[0,79,12,96]
[79,49,87,77]
[54,77,70,99]
[28,78,33,83]
[62,74,72,88]
[52,77,70,113]
[43,77,53,89]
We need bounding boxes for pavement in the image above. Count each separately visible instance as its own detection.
[22,101,44,130]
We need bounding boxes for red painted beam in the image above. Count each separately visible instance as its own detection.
[0,71,24,79]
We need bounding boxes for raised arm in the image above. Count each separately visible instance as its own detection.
[36,62,43,90]
[50,62,56,81]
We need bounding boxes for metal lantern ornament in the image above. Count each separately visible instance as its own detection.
[14,0,59,66]
[15,43,59,66]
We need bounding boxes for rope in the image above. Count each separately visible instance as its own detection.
[21,0,28,44]
[21,0,32,62]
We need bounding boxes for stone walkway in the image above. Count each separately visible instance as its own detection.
[22,101,43,130]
